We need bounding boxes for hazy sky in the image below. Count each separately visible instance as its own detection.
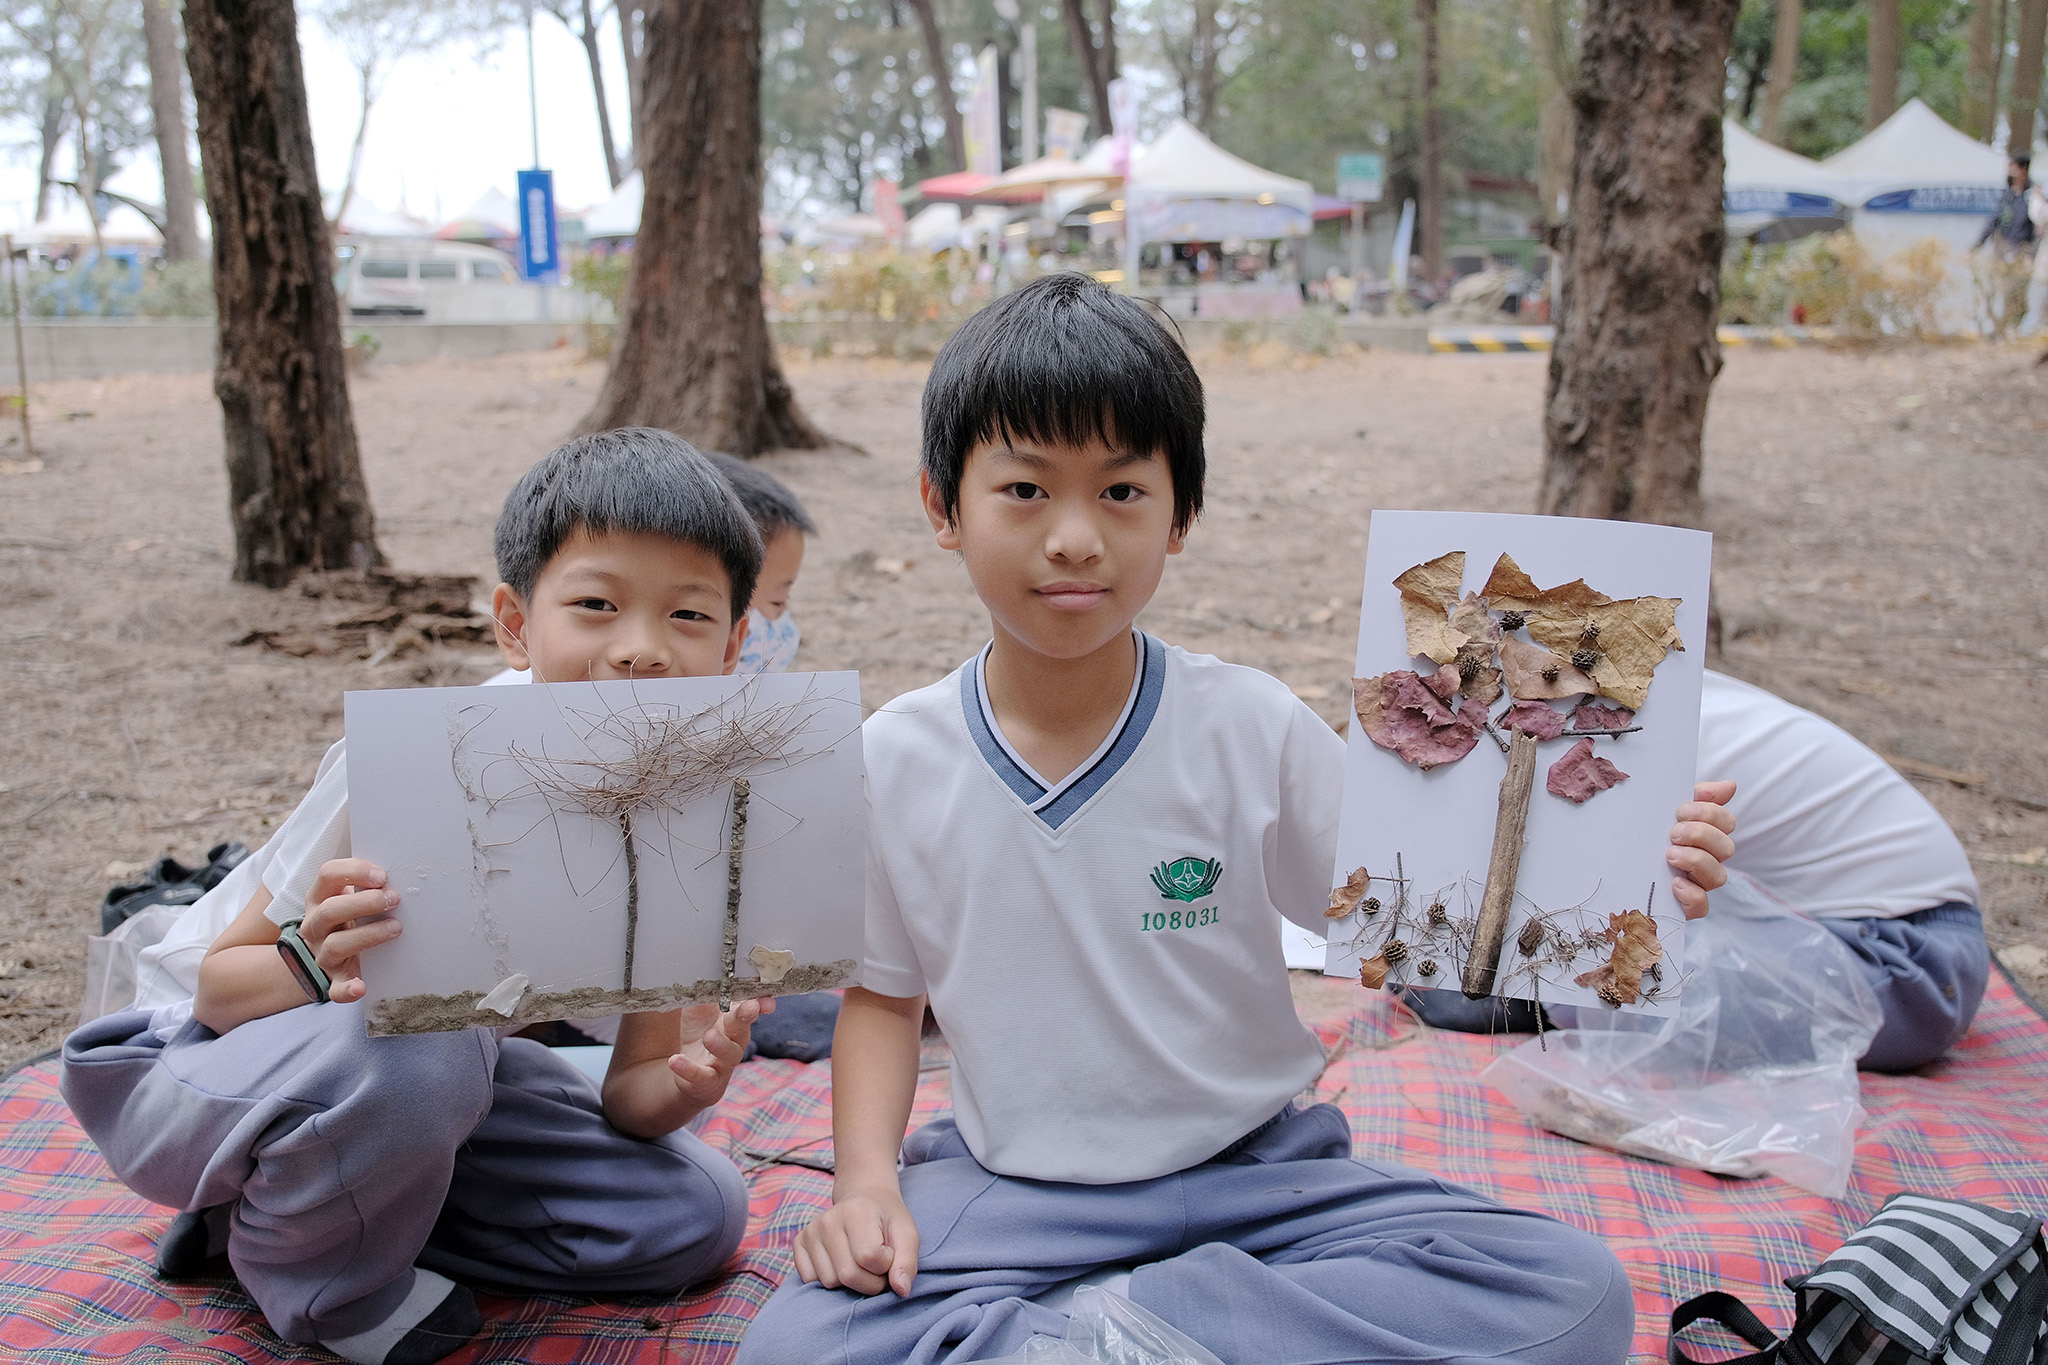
[0,12,633,236]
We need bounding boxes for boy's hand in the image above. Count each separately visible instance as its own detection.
[664,997,775,1111]
[302,859,401,1003]
[1668,780,1737,919]
[794,1183,920,1297]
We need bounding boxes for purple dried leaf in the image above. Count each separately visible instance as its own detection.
[1546,737,1630,803]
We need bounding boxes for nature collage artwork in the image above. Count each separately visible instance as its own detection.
[1324,511,1713,1016]
[347,672,866,1036]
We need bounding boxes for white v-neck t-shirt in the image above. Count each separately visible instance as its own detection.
[861,634,1341,1184]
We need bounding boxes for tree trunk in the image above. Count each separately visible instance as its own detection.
[1757,0,1801,143]
[1866,0,1899,130]
[907,0,966,172]
[1966,0,1997,140]
[577,0,624,187]
[332,65,377,233]
[1190,0,1217,129]
[1061,0,1113,136]
[1540,0,1739,529]
[35,96,66,222]
[182,0,382,586]
[142,0,203,262]
[2009,0,2048,159]
[1527,0,1576,234]
[1415,0,1444,282]
[577,0,827,455]
[1096,0,1117,78]
[620,1,646,167]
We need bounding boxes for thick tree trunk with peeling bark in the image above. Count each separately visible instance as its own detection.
[578,0,826,454]
[183,0,382,586]
[1539,0,1738,529]
[142,0,203,262]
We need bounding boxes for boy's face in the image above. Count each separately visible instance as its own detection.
[756,526,805,620]
[925,433,1183,663]
[492,527,745,682]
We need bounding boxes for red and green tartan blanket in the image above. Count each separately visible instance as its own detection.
[3,971,2044,1364]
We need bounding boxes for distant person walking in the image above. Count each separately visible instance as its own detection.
[2023,179,2048,336]
[1978,156,2037,333]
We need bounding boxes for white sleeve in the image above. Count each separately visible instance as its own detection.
[858,791,928,1000]
[1267,699,1348,935]
[261,741,354,926]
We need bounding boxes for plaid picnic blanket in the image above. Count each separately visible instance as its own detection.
[3,972,2044,1364]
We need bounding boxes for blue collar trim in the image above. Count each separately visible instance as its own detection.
[958,633,1167,830]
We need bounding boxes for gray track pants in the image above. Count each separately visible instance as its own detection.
[61,1002,748,1343]
[735,1103,1634,1365]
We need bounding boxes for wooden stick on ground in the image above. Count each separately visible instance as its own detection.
[1463,728,1538,999]
[719,778,750,1010]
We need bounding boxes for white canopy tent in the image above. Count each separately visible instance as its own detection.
[10,198,165,248]
[1128,119,1314,218]
[1722,120,1852,237]
[583,172,643,241]
[333,195,432,238]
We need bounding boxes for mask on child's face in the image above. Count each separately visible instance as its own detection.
[738,605,800,674]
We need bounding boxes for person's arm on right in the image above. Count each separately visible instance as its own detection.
[791,986,925,1296]
[193,859,400,1034]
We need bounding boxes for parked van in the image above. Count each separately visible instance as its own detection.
[335,237,520,319]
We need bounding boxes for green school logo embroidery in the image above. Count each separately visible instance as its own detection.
[1150,856,1223,902]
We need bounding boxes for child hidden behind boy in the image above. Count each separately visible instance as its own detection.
[62,429,778,1365]
[736,274,1740,1365]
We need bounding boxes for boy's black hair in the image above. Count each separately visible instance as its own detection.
[705,450,818,539]
[495,427,763,618]
[921,272,1205,534]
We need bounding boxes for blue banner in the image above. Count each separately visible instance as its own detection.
[1724,189,1841,217]
[1862,186,2004,215]
[517,169,560,280]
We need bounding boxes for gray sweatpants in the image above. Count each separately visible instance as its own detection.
[61,1001,748,1344]
[735,1103,1634,1365]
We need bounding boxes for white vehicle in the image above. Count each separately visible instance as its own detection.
[336,237,520,318]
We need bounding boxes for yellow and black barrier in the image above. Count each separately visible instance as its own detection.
[1426,324,1837,353]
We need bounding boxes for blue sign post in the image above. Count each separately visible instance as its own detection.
[516,168,560,282]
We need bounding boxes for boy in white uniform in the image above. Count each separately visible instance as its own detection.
[734,274,1739,1364]
[64,430,777,1365]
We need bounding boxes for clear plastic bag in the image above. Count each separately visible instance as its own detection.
[979,1286,1226,1365]
[78,903,186,1026]
[1483,870,1883,1198]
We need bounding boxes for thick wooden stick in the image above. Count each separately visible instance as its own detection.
[620,810,638,993]
[720,778,750,1010]
[1463,728,1538,998]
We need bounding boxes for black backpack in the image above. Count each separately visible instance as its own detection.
[1671,1193,2047,1365]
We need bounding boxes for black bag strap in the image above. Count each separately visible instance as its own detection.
[1670,1291,1783,1365]
[1981,1241,2047,1365]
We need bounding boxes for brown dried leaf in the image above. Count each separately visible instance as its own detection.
[1456,644,1504,707]
[1570,701,1637,732]
[1546,737,1630,803]
[1395,552,1468,664]
[1500,636,1595,700]
[1502,699,1568,740]
[1573,910,1663,1006]
[1355,671,1488,770]
[1482,552,1612,615]
[1358,953,1391,989]
[1447,590,1496,644]
[1328,866,1371,919]
[1523,597,1683,711]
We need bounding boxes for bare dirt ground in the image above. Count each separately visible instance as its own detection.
[2,340,2044,1066]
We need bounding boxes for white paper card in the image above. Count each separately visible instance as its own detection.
[349,672,866,1035]
[1325,511,1711,1016]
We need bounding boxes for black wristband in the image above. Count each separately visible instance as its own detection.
[276,920,332,1004]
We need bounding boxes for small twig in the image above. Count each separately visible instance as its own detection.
[620,810,639,993]
[720,778,750,1011]
[1560,725,1643,738]
[1482,718,1511,754]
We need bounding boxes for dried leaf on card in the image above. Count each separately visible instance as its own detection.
[1395,552,1467,664]
[1570,701,1637,732]
[1523,597,1684,711]
[1328,867,1372,919]
[1358,953,1391,989]
[1482,553,1612,615]
[1449,592,1504,704]
[1502,699,1568,740]
[1573,911,1663,1006]
[1355,671,1489,770]
[1546,737,1630,803]
[1424,663,1462,700]
[1500,637,1595,700]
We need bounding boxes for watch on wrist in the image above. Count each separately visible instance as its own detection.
[276,919,332,1004]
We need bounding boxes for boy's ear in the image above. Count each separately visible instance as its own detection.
[920,469,962,551]
[721,612,747,676]
[490,583,532,671]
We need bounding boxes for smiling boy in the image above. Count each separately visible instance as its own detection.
[64,429,774,1365]
[736,275,1737,1365]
